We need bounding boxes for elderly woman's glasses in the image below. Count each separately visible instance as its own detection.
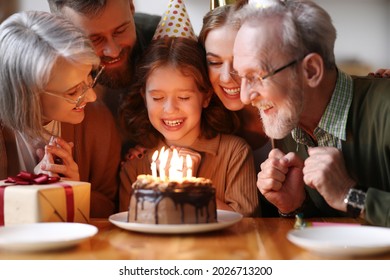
[230,59,298,89]
[42,65,105,107]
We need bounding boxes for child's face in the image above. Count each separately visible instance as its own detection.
[145,65,210,147]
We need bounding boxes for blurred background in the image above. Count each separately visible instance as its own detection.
[1,0,389,75]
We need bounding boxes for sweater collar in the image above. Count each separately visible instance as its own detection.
[157,134,220,156]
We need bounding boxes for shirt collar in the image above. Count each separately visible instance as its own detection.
[318,69,353,141]
[292,69,353,147]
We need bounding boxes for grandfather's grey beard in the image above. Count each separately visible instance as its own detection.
[258,87,303,139]
[260,110,299,139]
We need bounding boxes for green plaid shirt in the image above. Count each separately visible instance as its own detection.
[292,70,353,150]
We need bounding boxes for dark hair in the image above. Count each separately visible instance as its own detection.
[120,37,239,148]
[199,2,248,48]
[47,0,107,17]
[198,5,232,48]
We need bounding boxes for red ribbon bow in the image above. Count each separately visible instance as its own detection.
[5,171,60,185]
[1,171,74,226]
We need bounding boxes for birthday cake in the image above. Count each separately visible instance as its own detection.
[128,175,217,224]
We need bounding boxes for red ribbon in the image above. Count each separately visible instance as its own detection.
[62,184,75,222]
[0,171,74,226]
[5,171,60,185]
[0,187,6,226]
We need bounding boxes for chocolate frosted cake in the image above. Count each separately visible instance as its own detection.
[128,175,217,224]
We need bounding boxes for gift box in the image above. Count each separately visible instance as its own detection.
[0,173,90,226]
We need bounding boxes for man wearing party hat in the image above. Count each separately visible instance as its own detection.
[119,0,261,217]
[47,0,160,120]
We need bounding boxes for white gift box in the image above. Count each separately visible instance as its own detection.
[0,179,90,226]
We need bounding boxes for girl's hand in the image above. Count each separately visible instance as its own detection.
[124,145,148,161]
[173,146,201,177]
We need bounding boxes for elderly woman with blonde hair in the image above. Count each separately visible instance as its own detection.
[0,11,121,217]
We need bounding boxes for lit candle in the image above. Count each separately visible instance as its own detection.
[159,147,167,180]
[178,155,184,180]
[169,148,180,181]
[186,154,192,178]
[151,150,158,178]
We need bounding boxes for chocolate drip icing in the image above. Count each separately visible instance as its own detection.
[131,181,217,224]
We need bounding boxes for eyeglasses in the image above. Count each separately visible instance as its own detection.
[230,59,298,89]
[42,65,105,108]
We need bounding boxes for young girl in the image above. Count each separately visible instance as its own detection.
[0,11,121,217]
[128,4,271,162]
[119,37,260,217]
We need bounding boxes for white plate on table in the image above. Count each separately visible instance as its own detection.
[109,210,243,234]
[287,225,390,257]
[0,223,98,252]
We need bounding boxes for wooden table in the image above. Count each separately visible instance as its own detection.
[1,217,389,260]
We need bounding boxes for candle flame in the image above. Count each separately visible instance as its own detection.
[172,148,179,162]
[186,154,192,178]
[152,150,158,161]
[186,154,192,168]
[150,147,194,181]
[159,147,168,168]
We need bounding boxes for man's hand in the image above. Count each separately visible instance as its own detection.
[303,147,355,211]
[258,148,306,213]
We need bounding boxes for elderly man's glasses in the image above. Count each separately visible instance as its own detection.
[42,65,105,108]
[230,59,298,88]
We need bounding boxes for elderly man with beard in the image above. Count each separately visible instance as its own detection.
[47,0,160,119]
[233,0,390,227]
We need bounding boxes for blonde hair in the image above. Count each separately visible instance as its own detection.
[0,11,99,141]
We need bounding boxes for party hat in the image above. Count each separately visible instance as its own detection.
[248,0,276,9]
[153,0,197,41]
